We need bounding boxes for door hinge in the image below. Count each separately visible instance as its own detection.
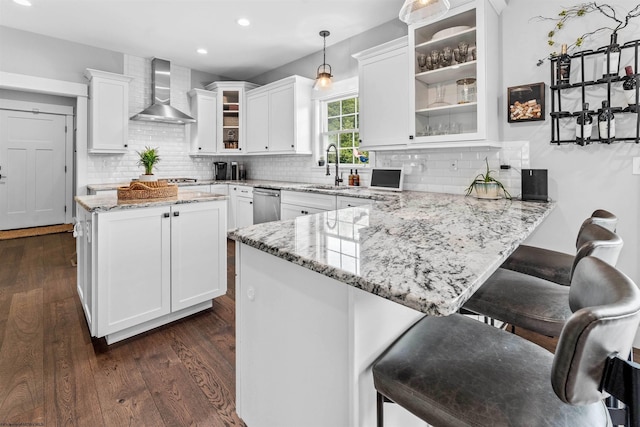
[65,166,67,173]
[65,125,68,133]
[64,205,67,213]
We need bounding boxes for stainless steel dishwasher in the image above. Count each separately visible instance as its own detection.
[253,187,281,224]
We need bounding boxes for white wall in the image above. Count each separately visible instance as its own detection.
[0,26,124,82]
[500,0,640,286]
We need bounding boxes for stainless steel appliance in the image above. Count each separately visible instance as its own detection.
[214,162,227,180]
[130,58,196,124]
[231,161,238,180]
[253,188,281,224]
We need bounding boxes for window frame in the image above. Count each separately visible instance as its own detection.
[313,78,371,168]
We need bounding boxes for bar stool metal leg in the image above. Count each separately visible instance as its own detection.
[376,391,384,427]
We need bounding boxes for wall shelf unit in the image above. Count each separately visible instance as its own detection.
[549,38,640,145]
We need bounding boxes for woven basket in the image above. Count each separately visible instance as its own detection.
[117,181,178,200]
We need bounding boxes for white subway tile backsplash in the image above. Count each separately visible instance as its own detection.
[87,55,529,197]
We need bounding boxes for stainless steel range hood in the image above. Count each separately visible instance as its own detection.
[130,58,196,124]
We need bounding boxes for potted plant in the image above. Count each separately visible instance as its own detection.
[465,158,511,199]
[137,146,160,181]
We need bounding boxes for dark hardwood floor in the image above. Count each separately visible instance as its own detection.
[1,232,638,426]
[0,232,244,426]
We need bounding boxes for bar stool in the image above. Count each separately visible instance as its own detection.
[463,222,623,337]
[501,209,617,286]
[373,256,640,427]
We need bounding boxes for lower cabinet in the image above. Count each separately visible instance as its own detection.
[75,200,227,344]
[229,185,254,229]
[280,190,337,220]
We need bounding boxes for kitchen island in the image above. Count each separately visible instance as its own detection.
[75,190,227,344]
[229,191,554,427]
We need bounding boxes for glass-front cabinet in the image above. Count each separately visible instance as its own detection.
[204,81,259,154]
[409,0,502,146]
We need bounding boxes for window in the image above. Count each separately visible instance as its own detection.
[321,96,368,166]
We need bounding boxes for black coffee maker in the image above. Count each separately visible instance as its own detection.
[214,162,227,180]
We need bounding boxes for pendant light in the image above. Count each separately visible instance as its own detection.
[314,30,333,91]
[399,0,450,25]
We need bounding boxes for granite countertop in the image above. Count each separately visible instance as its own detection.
[229,192,555,316]
[75,190,227,213]
[87,179,387,200]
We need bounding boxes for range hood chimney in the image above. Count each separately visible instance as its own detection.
[130,58,196,124]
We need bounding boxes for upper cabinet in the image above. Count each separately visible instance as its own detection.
[353,37,410,150]
[204,81,260,154]
[84,69,133,154]
[245,75,314,154]
[355,0,503,150]
[188,88,218,155]
[409,0,501,147]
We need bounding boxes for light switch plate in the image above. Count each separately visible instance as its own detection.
[634,157,640,175]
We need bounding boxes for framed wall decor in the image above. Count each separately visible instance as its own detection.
[508,82,545,122]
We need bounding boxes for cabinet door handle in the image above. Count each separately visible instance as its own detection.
[249,201,253,204]
[163,212,170,218]
[265,146,268,150]
[173,211,180,217]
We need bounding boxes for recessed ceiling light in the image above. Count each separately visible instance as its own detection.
[197,48,208,55]
[237,18,251,27]
[13,0,32,6]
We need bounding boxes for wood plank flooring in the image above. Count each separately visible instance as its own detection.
[0,232,245,426]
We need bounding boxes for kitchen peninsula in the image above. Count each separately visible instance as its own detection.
[74,190,227,344]
[229,192,554,427]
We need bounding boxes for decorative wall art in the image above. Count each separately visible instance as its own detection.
[508,82,545,122]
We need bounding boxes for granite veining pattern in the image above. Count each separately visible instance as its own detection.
[229,192,554,316]
[87,179,383,200]
[75,190,227,213]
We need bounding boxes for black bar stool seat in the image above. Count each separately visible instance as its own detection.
[373,314,611,427]
[373,257,640,427]
[463,222,623,337]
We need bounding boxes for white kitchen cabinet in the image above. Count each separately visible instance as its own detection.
[409,0,502,147]
[245,75,314,154]
[281,190,336,220]
[353,37,410,150]
[236,196,254,228]
[245,91,269,153]
[188,89,218,155]
[84,69,133,154]
[229,185,254,230]
[336,195,373,209]
[75,200,227,344]
[205,81,260,154]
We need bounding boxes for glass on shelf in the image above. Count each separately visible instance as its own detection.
[428,83,451,108]
[456,78,477,104]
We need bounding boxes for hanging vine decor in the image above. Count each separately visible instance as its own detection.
[534,2,640,66]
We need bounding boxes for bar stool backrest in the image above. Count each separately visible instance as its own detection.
[552,257,640,404]
[569,223,623,281]
[575,210,618,249]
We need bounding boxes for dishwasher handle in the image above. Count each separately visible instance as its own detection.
[253,189,280,197]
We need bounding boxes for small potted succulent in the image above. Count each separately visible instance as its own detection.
[465,158,511,200]
[137,146,160,181]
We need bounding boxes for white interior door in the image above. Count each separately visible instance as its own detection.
[0,109,67,230]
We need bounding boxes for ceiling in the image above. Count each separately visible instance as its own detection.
[0,0,403,80]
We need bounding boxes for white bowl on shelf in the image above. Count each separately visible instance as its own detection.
[431,26,471,40]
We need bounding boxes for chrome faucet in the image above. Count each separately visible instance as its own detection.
[326,143,343,186]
